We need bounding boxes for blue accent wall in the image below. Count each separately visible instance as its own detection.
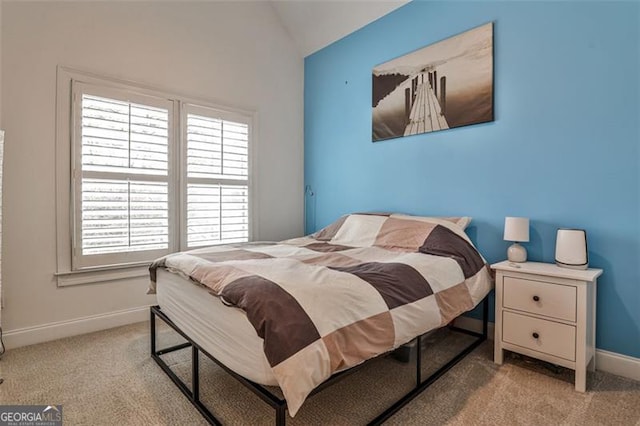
[304,1,640,358]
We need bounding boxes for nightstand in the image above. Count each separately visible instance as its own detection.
[491,261,603,392]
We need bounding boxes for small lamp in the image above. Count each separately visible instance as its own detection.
[504,217,529,262]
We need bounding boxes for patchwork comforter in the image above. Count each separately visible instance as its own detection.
[149,213,493,417]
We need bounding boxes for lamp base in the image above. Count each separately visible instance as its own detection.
[507,243,527,263]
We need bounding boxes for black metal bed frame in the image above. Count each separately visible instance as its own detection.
[150,296,489,425]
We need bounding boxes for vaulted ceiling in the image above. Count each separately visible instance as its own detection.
[270,1,409,57]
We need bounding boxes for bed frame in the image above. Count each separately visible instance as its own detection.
[150,296,488,425]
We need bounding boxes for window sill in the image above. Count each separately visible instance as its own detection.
[55,263,151,287]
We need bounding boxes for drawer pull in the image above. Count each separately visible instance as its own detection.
[532,332,540,339]
[532,295,540,302]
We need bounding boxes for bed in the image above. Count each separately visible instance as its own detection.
[149,213,493,424]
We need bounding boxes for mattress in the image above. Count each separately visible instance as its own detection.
[156,268,277,385]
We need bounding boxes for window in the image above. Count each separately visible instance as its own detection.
[183,105,250,248]
[72,83,175,269]
[61,71,254,272]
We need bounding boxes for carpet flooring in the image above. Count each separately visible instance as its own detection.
[1,321,639,425]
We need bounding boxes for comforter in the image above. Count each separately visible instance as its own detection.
[149,213,493,416]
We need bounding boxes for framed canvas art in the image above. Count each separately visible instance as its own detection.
[372,22,494,142]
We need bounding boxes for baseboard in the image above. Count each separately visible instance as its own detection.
[3,306,150,350]
[596,349,640,382]
[453,317,640,382]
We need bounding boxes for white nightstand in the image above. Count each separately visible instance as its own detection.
[491,261,603,392]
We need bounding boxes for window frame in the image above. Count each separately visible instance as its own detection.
[55,67,258,284]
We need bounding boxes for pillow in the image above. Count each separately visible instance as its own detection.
[390,214,472,230]
[312,213,472,251]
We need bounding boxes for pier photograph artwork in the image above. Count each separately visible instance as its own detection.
[372,22,493,142]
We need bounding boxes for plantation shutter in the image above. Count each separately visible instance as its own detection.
[73,83,175,268]
[184,105,250,248]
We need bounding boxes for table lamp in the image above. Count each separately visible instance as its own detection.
[504,217,529,262]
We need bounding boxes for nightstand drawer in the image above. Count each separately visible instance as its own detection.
[503,276,576,322]
[503,311,576,361]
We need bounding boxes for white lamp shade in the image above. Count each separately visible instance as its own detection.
[504,217,530,242]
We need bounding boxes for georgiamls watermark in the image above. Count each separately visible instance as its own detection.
[0,405,62,426]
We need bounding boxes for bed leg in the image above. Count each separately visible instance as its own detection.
[275,404,286,426]
[416,335,422,387]
[482,296,489,340]
[150,307,156,356]
[192,346,200,402]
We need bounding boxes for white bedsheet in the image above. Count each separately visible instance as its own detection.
[156,268,277,386]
